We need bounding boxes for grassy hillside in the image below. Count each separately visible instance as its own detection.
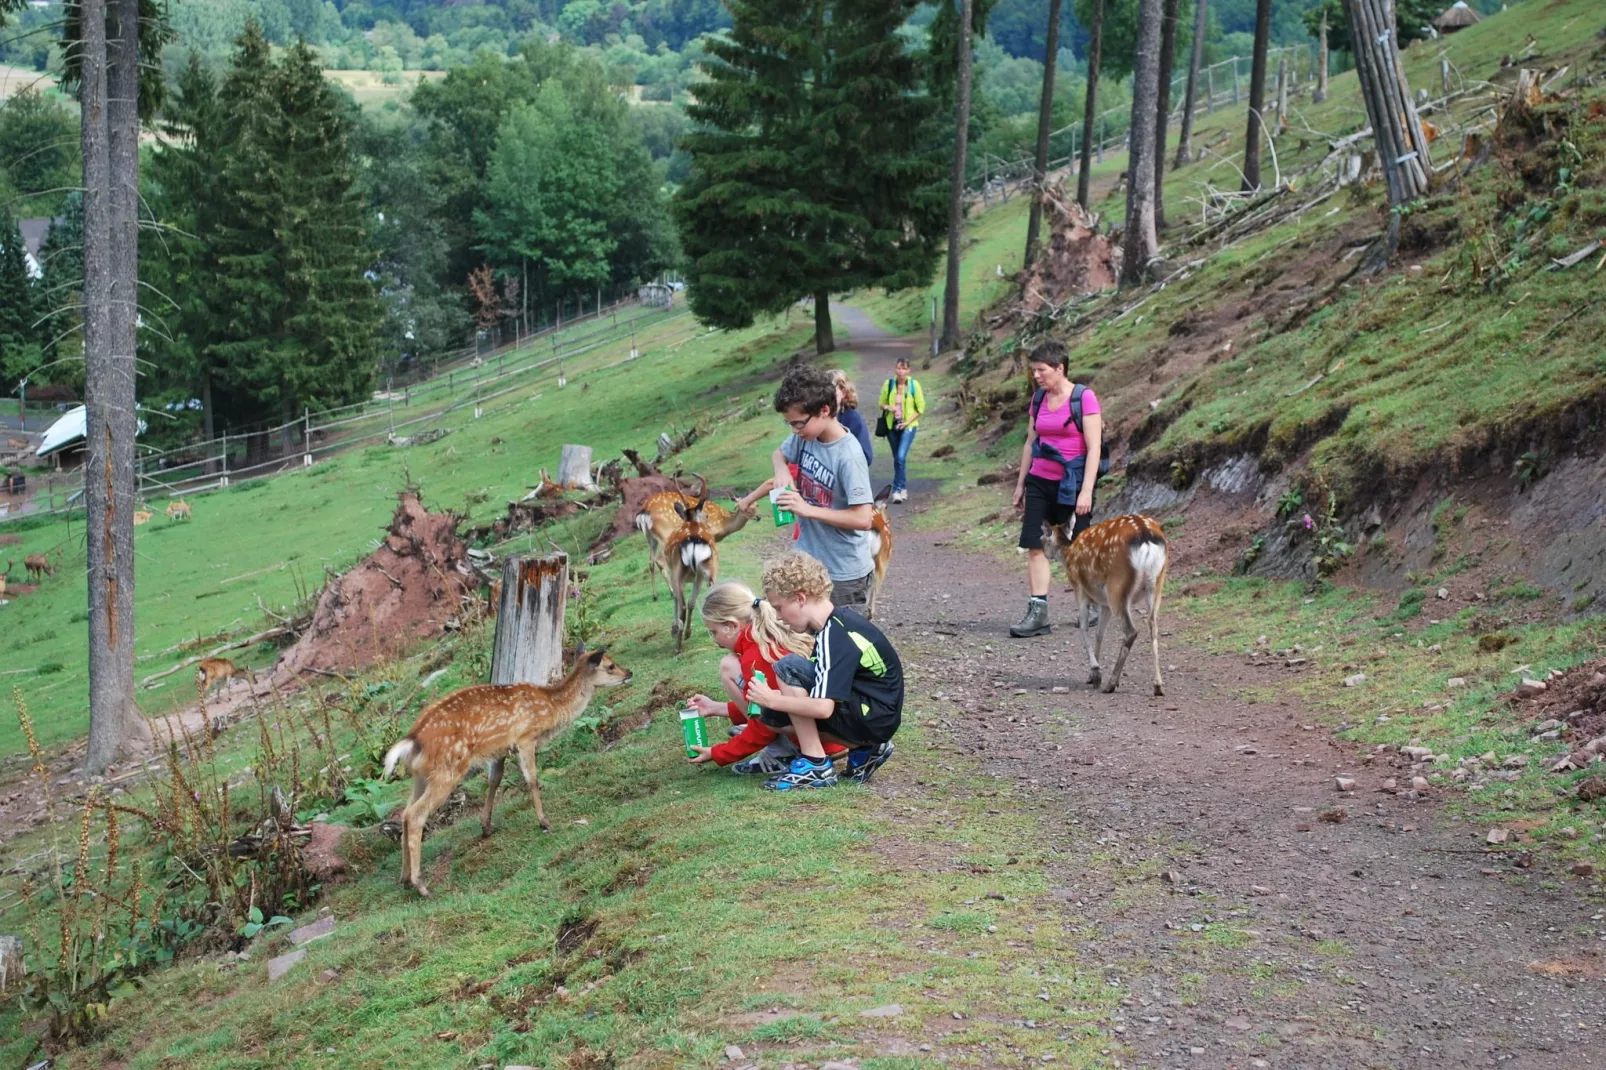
[997,0,1606,503]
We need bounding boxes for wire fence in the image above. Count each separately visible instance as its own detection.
[0,295,690,525]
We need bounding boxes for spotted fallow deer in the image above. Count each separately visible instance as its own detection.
[382,647,632,896]
[1044,514,1169,696]
[633,476,757,601]
[866,485,894,620]
[657,476,719,654]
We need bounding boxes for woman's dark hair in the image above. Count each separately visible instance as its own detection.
[1026,341,1068,370]
[774,365,839,417]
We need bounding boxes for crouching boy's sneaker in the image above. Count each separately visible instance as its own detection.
[732,747,793,776]
[762,755,838,791]
[846,741,895,784]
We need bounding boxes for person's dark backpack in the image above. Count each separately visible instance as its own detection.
[1031,385,1111,475]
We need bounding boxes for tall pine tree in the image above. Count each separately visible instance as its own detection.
[674,0,946,355]
[0,209,40,387]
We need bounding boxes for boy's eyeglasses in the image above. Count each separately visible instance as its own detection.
[785,414,813,431]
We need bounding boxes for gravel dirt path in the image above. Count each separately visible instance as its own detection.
[843,306,1604,1069]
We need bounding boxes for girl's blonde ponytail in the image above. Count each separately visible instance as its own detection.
[701,580,812,661]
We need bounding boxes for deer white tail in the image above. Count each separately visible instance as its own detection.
[680,540,712,567]
[869,530,883,557]
[383,738,416,780]
[1129,537,1167,596]
[634,511,653,534]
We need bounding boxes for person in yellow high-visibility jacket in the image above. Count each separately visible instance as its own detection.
[876,358,924,503]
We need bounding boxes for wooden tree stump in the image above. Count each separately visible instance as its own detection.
[492,553,568,686]
[557,444,594,490]
[0,934,22,994]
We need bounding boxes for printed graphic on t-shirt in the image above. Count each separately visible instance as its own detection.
[795,447,837,509]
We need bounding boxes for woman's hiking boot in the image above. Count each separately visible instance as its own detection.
[1009,597,1051,638]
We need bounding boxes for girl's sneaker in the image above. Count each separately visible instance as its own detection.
[846,741,895,783]
[761,756,838,791]
[732,750,791,776]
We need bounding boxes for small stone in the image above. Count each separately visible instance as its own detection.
[1319,808,1347,823]
[726,1046,746,1062]
[1436,587,1449,600]
[1191,1048,1206,1056]
[319,969,340,983]
[1250,885,1271,896]
[1573,862,1595,877]
[861,1003,903,1018]
[1160,870,1182,884]
[1515,679,1547,698]
[267,948,306,981]
[288,915,335,946]
[1401,746,1434,761]
[1344,673,1367,688]
[1225,1016,1251,1031]
[1486,828,1509,845]
[820,1062,860,1070]
[1051,686,1070,694]
[1532,719,1563,734]
[1446,677,1466,688]
[1335,777,1356,792]
[1380,778,1398,793]
[1411,776,1430,791]
[1502,754,1528,769]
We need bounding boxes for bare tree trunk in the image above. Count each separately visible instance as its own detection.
[1153,0,1180,230]
[1121,0,1163,286]
[1241,0,1273,191]
[1076,0,1105,209]
[1314,8,1329,103]
[1274,54,1289,135]
[1175,0,1207,169]
[1344,0,1431,214]
[84,0,150,773]
[940,0,974,353]
[1023,0,1065,265]
[814,289,834,355]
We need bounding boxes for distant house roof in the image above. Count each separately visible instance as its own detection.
[1434,1,1482,30]
[36,405,85,458]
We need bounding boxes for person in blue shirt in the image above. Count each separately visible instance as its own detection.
[829,369,873,466]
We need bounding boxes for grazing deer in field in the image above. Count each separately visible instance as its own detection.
[866,485,894,620]
[1044,514,1169,696]
[659,477,719,654]
[0,560,11,599]
[195,657,250,696]
[165,500,192,521]
[634,482,758,601]
[133,508,153,526]
[382,646,633,896]
[23,553,53,582]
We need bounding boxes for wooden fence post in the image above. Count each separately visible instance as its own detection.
[492,553,569,686]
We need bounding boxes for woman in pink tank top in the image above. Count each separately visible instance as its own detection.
[1008,342,1103,638]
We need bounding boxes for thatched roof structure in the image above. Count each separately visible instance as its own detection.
[1434,2,1482,32]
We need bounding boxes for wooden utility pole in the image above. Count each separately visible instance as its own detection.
[1241,0,1273,191]
[1076,0,1106,209]
[85,0,152,772]
[940,0,975,353]
[1121,0,1164,286]
[492,554,569,686]
[1023,0,1065,266]
[1153,0,1181,230]
[1175,0,1207,169]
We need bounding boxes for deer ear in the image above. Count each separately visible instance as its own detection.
[587,648,607,665]
[674,502,687,519]
[874,484,893,505]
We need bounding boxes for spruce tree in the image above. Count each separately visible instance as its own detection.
[0,209,40,386]
[673,0,946,355]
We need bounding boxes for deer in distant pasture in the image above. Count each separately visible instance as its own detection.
[195,657,250,696]
[657,477,720,654]
[634,479,758,601]
[1044,514,1169,696]
[23,553,53,583]
[166,500,192,521]
[0,560,12,599]
[382,646,633,896]
[866,485,894,620]
[133,508,153,526]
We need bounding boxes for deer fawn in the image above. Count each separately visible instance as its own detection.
[195,657,249,696]
[166,500,192,521]
[1045,514,1169,696]
[133,508,153,526]
[0,560,11,599]
[382,647,633,896]
[659,478,719,654]
[634,479,758,601]
[23,553,53,582]
[866,485,894,619]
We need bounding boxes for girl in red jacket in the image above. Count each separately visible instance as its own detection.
[686,580,847,774]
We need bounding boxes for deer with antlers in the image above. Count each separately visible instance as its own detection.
[383,646,632,896]
[1044,514,1169,696]
[646,476,723,653]
[633,475,758,602]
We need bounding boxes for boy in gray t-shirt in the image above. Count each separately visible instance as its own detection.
[738,366,876,608]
